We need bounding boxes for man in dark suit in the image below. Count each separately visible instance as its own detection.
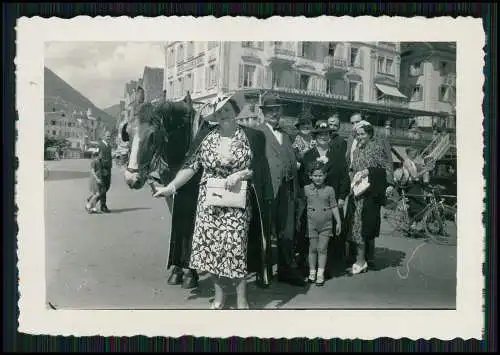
[256,93,305,287]
[98,130,113,213]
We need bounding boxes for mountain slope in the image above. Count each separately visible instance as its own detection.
[103,103,121,119]
[44,67,116,130]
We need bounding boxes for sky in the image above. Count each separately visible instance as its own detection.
[44,42,165,109]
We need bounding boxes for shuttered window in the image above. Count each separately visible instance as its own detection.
[239,64,256,88]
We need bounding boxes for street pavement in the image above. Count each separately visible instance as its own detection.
[45,159,457,310]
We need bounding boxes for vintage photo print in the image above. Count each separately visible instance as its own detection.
[16,16,485,339]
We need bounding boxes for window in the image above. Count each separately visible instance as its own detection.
[243,64,256,88]
[186,42,194,59]
[377,56,394,75]
[272,71,282,87]
[168,48,175,68]
[52,130,56,136]
[76,142,80,148]
[348,82,357,100]
[207,64,217,88]
[300,42,314,60]
[52,108,56,112]
[185,72,194,94]
[411,85,423,101]
[51,120,56,125]
[326,79,334,93]
[176,44,184,63]
[350,47,359,66]
[438,85,449,102]
[177,77,184,97]
[168,81,174,97]
[410,61,423,76]
[328,42,336,56]
[299,74,310,90]
[385,58,394,74]
[242,41,253,48]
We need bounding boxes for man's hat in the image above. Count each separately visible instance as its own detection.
[258,93,282,109]
[311,120,335,134]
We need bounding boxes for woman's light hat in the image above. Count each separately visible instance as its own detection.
[353,120,371,131]
[203,91,247,123]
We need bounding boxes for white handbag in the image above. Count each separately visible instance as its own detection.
[351,172,371,197]
[204,178,248,209]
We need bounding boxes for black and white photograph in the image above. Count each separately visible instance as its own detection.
[16,17,484,339]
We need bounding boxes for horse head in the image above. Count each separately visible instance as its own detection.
[121,92,195,189]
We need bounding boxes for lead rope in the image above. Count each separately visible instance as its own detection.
[164,182,177,272]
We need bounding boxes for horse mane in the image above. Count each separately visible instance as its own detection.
[135,99,194,185]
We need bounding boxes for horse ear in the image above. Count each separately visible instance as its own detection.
[120,122,130,142]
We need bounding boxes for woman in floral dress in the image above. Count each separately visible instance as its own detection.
[154,92,273,310]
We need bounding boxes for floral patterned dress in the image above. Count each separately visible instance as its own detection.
[185,127,253,279]
[349,139,388,244]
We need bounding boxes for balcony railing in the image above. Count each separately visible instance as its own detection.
[378,42,398,51]
[267,45,297,67]
[323,56,348,77]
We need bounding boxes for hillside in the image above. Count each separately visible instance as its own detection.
[103,104,121,119]
[44,67,116,130]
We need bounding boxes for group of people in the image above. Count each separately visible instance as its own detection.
[85,131,113,214]
[152,91,399,310]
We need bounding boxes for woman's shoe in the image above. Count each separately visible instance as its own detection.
[210,298,225,310]
[351,262,368,275]
[315,274,325,286]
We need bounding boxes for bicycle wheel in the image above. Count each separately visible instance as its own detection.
[422,204,457,246]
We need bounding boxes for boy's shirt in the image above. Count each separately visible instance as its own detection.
[304,184,338,212]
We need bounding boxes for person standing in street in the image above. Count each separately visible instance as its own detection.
[85,151,104,214]
[98,131,113,213]
[256,93,305,287]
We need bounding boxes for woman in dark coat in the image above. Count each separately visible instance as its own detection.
[154,92,273,309]
[347,122,394,274]
[296,120,350,277]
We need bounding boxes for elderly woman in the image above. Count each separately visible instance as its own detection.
[154,92,273,310]
[347,122,394,274]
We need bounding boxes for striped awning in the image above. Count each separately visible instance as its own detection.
[375,83,407,99]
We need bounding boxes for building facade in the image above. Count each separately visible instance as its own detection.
[44,110,86,150]
[399,42,456,128]
[142,66,164,103]
[164,41,408,107]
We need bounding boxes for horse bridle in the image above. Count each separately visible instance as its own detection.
[125,104,196,179]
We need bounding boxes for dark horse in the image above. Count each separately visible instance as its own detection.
[121,92,205,289]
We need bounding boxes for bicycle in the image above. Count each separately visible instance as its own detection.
[383,183,457,246]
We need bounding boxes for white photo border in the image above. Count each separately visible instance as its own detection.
[16,16,485,340]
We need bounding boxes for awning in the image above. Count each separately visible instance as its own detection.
[375,83,407,99]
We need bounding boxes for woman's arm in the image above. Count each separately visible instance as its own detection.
[154,167,197,197]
